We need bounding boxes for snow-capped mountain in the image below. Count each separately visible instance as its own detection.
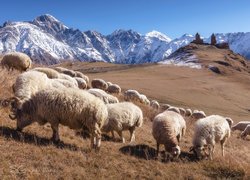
[0,14,249,65]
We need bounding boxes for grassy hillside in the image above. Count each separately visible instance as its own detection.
[0,62,250,179]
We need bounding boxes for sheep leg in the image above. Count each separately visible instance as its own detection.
[111,131,115,139]
[208,145,214,160]
[117,131,125,143]
[51,125,60,143]
[129,127,136,142]
[156,142,159,157]
[220,138,227,157]
[176,134,181,143]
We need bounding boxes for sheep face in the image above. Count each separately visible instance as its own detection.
[192,146,208,160]
[15,108,33,131]
[171,146,181,158]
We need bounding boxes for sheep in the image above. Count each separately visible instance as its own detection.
[107,82,113,86]
[124,90,141,102]
[88,88,119,104]
[74,77,87,89]
[140,95,150,105]
[51,78,78,89]
[1,52,32,72]
[12,71,51,102]
[54,67,76,77]
[107,84,121,94]
[102,102,143,143]
[75,71,89,84]
[152,111,186,158]
[91,79,108,91]
[150,100,160,109]
[241,125,250,139]
[185,109,192,117]
[161,104,171,111]
[8,88,108,150]
[191,110,206,119]
[167,106,181,114]
[190,115,231,160]
[179,108,186,116]
[31,67,60,79]
[32,67,78,87]
[231,121,250,131]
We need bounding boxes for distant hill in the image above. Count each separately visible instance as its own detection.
[160,43,250,74]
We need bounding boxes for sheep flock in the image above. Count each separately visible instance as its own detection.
[0,52,249,164]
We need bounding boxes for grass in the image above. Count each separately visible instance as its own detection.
[0,62,250,179]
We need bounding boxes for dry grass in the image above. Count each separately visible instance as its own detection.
[0,61,250,179]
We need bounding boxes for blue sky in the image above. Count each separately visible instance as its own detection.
[0,0,249,39]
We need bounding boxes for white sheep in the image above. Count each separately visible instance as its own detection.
[32,67,78,87]
[191,110,206,119]
[1,52,32,72]
[231,121,250,131]
[139,94,150,105]
[102,102,143,143]
[91,79,108,91]
[124,89,141,102]
[107,84,121,94]
[191,115,231,160]
[9,87,108,150]
[75,71,89,84]
[160,104,171,111]
[150,100,160,109]
[185,109,192,117]
[54,66,76,77]
[152,111,186,158]
[88,88,119,104]
[178,108,186,116]
[51,78,78,89]
[74,77,87,89]
[167,106,181,114]
[31,67,60,79]
[241,125,250,139]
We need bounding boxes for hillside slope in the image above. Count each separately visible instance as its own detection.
[0,61,249,179]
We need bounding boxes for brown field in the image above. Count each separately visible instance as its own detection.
[0,59,250,179]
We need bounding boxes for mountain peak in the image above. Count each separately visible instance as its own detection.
[146,30,171,42]
[34,14,60,23]
[32,14,68,35]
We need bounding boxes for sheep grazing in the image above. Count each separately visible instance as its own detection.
[54,66,76,77]
[102,102,143,143]
[161,104,171,111]
[179,108,186,116]
[191,110,206,120]
[231,121,250,131]
[9,88,108,150]
[152,111,186,158]
[241,125,250,139]
[51,78,78,89]
[1,52,32,72]
[107,84,121,94]
[139,94,150,105]
[74,77,87,89]
[150,100,160,109]
[191,115,231,160]
[75,71,89,84]
[185,109,192,117]
[167,106,181,114]
[12,71,51,102]
[91,79,108,91]
[31,67,60,79]
[124,89,150,105]
[124,90,141,102]
[32,67,78,87]
[88,88,119,104]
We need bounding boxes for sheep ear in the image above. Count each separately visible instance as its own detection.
[225,118,233,127]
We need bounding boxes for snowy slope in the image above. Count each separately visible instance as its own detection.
[0,14,249,65]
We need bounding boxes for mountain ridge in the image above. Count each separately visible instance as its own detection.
[0,14,250,65]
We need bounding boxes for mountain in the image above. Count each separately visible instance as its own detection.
[0,14,250,65]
